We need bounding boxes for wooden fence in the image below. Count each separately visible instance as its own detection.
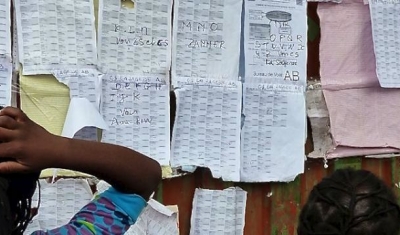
[154,3,400,234]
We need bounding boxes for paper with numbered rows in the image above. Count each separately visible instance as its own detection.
[14,0,97,75]
[190,187,247,235]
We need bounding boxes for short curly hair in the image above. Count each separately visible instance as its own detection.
[298,168,400,235]
[0,172,40,235]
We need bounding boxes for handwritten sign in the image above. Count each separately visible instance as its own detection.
[171,0,242,81]
[244,0,307,85]
[101,74,170,165]
[98,0,172,75]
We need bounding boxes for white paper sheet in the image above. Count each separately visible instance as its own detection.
[15,0,97,75]
[244,0,307,86]
[0,59,12,106]
[101,74,170,165]
[369,0,400,87]
[53,68,102,106]
[171,78,242,181]
[171,0,242,81]
[33,179,93,230]
[240,83,305,182]
[127,199,179,235]
[53,68,105,141]
[25,216,41,235]
[98,0,172,75]
[306,82,333,158]
[0,0,11,58]
[96,180,111,194]
[10,72,17,107]
[190,187,247,235]
[12,6,20,71]
[62,97,108,138]
[307,0,341,2]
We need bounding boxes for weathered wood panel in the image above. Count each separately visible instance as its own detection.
[158,157,399,235]
[156,3,400,235]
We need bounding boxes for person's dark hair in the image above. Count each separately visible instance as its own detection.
[0,172,40,235]
[298,168,400,235]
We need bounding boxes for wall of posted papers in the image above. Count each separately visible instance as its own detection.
[0,0,398,233]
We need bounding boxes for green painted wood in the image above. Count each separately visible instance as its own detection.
[392,158,400,204]
[334,157,362,170]
[270,177,301,235]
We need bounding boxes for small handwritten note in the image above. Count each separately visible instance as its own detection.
[0,59,12,107]
[0,0,11,57]
[171,78,242,181]
[244,0,307,85]
[98,0,172,75]
[15,0,97,75]
[369,0,400,87]
[190,187,247,235]
[101,74,170,165]
[240,83,306,182]
[171,0,242,81]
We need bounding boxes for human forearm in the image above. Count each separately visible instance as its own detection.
[0,107,161,200]
[50,136,161,199]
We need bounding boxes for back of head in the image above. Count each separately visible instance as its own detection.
[298,168,400,235]
[0,172,39,235]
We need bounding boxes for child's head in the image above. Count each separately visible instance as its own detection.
[298,168,400,235]
[0,172,39,235]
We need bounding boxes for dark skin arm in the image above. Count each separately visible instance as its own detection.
[0,107,162,200]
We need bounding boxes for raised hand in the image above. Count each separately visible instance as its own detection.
[0,106,59,173]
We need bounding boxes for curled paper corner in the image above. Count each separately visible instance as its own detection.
[162,166,190,179]
[148,199,177,217]
[61,97,108,138]
[96,180,112,194]
[181,165,197,173]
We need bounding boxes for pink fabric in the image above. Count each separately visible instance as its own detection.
[318,1,400,158]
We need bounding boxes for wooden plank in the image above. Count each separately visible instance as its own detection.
[161,172,197,235]
[391,158,400,203]
[154,181,164,203]
[362,158,392,185]
[300,159,328,206]
[334,157,362,170]
[235,183,271,235]
[307,2,320,78]
[199,168,233,190]
[270,178,301,235]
